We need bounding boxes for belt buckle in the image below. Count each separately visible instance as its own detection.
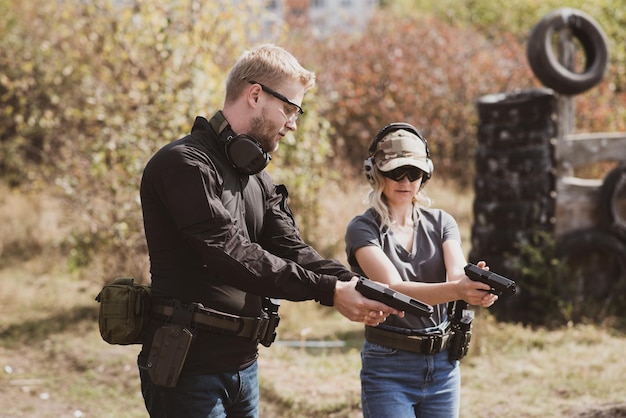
[171,300,201,328]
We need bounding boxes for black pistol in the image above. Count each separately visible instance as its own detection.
[464,263,517,296]
[355,277,434,317]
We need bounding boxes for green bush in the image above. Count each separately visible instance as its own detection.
[0,0,337,279]
[511,232,571,327]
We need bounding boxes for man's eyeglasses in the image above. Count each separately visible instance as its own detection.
[381,166,424,182]
[248,80,304,120]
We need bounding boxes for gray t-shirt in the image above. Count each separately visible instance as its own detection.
[345,207,461,332]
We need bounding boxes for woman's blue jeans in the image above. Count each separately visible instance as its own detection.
[360,340,460,418]
[139,360,259,418]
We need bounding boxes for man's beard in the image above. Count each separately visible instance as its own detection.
[249,112,279,153]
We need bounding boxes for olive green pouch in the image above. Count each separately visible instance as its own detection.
[95,277,152,345]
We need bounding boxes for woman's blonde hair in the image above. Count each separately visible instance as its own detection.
[365,166,432,230]
[225,44,315,104]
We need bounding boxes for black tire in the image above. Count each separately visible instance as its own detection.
[471,225,553,254]
[475,172,555,202]
[477,120,557,149]
[556,228,626,321]
[527,8,609,95]
[473,198,555,228]
[477,88,557,125]
[475,143,554,176]
[598,162,626,239]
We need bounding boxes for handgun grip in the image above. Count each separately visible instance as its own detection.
[464,263,517,296]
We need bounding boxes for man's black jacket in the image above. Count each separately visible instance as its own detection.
[139,112,354,373]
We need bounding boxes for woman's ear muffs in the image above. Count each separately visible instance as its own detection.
[364,122,434,186]
[364,156,376,186]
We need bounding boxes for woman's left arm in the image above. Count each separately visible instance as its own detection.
[442,240,498,307]
[442,239,471,281]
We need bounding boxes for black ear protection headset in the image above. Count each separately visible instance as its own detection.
[364,122,433,187]
[209,112,271,175]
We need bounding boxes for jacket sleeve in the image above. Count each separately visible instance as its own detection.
[258,182,356,283]
[159,162,339,306]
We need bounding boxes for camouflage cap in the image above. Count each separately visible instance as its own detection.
[373,129,430,173]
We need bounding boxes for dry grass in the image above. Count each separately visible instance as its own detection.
[1,180,626,417]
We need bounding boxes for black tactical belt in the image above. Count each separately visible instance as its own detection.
[365,326,451,355]
[152,303,271,343]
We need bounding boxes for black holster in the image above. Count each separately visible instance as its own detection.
[447,300,474,363]
[146,301,198,387]
[259,298,281,347]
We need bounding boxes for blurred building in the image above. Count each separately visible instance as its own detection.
[265,0,379,36]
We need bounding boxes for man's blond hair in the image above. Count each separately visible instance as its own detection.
[225,44,315,105]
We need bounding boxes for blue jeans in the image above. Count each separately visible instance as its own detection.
[360,340,460,418]
[139,360,259,418]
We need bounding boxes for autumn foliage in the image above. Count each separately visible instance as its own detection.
[301,13,535,181]
[1,0,626,279]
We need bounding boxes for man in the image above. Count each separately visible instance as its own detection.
[138,44,399,417]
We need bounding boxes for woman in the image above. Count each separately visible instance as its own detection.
[345,123,498,418]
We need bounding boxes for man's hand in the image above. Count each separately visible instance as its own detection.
[333,277,404,326]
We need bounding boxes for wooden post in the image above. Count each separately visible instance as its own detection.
[554,26,599,237]
[556,27,575,146]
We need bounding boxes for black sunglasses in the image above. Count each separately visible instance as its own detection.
[248,80,304,116]
[381,166,424,182]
